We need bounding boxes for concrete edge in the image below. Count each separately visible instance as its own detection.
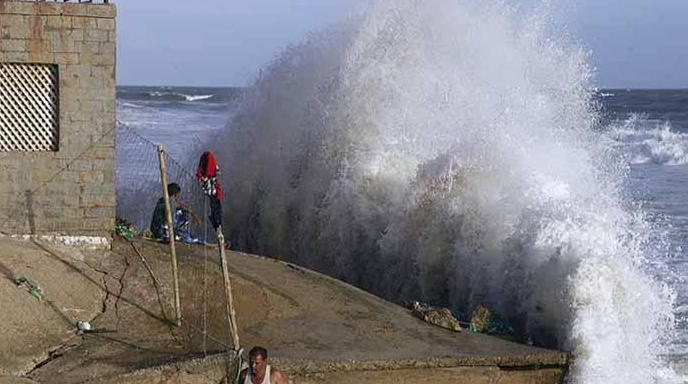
[77,350,569,384]
[0,234,111,250]
[269,354,570,375]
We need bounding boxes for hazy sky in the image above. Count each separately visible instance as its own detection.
[571,0,688,89]
[116,0,688,88]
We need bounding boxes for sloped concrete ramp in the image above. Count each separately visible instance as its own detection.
[0,237,567,383]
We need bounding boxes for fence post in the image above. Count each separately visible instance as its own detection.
[157,144,182,326]
[217,227,240,350]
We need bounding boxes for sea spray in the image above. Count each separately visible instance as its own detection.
[212,1,681,382]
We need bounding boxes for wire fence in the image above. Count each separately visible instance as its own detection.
[0,121,240,382]
[16,231,241,382]
[115,120,238,354]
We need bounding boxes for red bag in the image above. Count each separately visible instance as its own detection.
[196,151,223,200]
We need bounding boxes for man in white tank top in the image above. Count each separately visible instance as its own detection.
[239,346,289,384]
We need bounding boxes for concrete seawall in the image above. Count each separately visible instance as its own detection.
[0,237,567,383]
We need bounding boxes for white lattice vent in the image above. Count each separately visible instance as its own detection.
[0,63,59,151]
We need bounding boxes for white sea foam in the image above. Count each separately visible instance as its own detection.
[609,114,688,166]
[185,94,214,101]
[117,100,145,109]
[149,91,214,102]
[213,1,682,383]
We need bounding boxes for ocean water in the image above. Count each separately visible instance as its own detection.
[117,86,241,163]
[600,90,688,361]
[116,3,688,383]
[115,86,241,231]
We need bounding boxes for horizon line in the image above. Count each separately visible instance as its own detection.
[116,84,688,91]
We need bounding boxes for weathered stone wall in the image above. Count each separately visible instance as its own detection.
[0,1,116,238]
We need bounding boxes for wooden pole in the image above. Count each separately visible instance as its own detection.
[157,144,182,325]
[217,227,240,350]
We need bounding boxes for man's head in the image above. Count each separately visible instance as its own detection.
[248,346,268,376]
[167,183,181,198]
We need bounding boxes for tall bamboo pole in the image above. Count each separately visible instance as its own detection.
[217,227,240,349]
[157,144,182,325]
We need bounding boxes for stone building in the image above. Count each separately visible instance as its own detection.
[0,1,116,242]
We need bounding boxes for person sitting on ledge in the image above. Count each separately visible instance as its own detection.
[239,346,289,384]
[149,182,201,243]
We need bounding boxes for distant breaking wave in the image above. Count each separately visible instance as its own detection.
[117,86,245,107]
[149,91,214,102]
[116,100,145,109]
[609,114,688,166]
[116,89,222,103]
[212,2,682,383]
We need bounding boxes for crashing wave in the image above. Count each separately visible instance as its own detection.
[609,114,688,166]
[211,2,682,383]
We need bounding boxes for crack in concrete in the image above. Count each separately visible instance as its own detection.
[80,259,111,319]
[33,240,110,321]
[30,239,112,323]
[114,253,131,329]
[25,337,80,377]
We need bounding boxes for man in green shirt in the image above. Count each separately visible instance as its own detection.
[150,183,199,241]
